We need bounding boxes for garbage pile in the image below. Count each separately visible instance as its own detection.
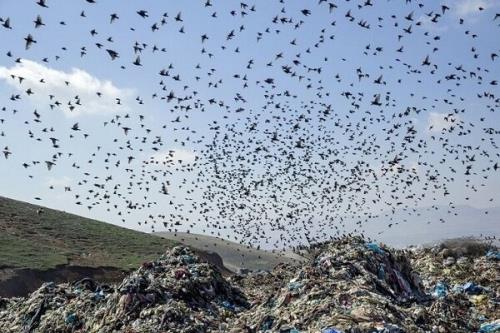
[0,246,248,333]
[231,237,499,332]
[0,237,498,333]
[408,240,500,333]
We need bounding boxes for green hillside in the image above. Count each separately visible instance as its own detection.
[0,196,177,270]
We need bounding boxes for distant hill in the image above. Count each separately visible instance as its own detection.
[155,231,306,272]
[345,205,500,248]
[0,196,178,296]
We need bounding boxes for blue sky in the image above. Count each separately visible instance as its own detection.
[0,0,499,247]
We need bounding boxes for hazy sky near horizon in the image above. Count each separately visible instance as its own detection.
[0,0,499,245]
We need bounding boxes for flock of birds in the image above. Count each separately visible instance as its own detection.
[0,0,499,249]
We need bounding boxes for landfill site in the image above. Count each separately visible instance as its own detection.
[0,237,498,333]
[1,0,500,332]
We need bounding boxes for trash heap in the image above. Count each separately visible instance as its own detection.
[0,246,248,333]
[0,237,498,333]
[408,241,500,333]
[231,238,426,332]
[230,237,499,333]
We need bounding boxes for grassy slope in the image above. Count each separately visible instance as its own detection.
[156,232,305,272]
[0,196,177,270]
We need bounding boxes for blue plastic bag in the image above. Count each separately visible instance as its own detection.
[222,300,235,312]
[463,282,483,295]
[432,282,448,298]
[366,242,384,254]
[478,320,500,333]
[485,250,500,261]
[65,313,78,325]
[322,328,344,333]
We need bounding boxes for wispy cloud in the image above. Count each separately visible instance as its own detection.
[417,15,449,33]
[454,0,498,17]
[45,175,72,187]
[0,59,134,117]
[427,112,460,132]
[149,149,197,165]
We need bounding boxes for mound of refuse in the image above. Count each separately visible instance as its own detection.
[0,238,498,333]
[0,246,249,333]
[231,237,499,332]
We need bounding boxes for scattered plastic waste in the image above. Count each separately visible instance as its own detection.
[0,238,497,333]
[432,281,448,298]
[478,319,500,333]
[462,282,483,295]
[0,246,249,333]
[366,242,384,254]
[485,250,500,261]
[322,328,344,333]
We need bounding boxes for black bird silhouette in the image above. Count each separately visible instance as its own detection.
[1,18,12,29]
[106,49,119,60]
[133,55,142,66]
[34,15,45,28]
[24,34,36,49]
[137,10,148,18]
[36,0,48,8]
[110,13,119,23]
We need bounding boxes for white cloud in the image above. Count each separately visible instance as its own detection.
[408,161,420,174]
[427,112,460,132]
[0,59,134,117]
[454,0,497,17]
[149,149,197,165]
[417,15,449,33]
[45,175,72,187]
